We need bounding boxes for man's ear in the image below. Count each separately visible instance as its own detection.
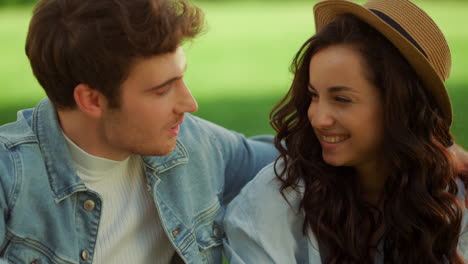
[73,84,105,118]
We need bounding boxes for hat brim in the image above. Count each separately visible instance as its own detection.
[313,0,452,125]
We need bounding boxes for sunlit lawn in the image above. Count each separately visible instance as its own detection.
[0,1,467,149]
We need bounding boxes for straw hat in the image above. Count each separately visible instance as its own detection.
[314,0,452,124]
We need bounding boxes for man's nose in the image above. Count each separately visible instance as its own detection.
[175,81,198,114]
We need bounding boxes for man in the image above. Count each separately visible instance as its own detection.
[0,0,277,263]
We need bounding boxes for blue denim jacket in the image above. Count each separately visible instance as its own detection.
[224,162,468,263]
[0,98,278,264]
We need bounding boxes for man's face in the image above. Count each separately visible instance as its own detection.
[101,47,198,157]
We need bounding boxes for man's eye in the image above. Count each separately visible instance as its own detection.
[156,86,171,95]
[335,96,352,103]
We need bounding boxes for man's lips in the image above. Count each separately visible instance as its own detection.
[168,125,180,136]
[168,119,183,136]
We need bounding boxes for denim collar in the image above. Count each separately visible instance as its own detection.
[142,141,189,175]
[32,98,188,203]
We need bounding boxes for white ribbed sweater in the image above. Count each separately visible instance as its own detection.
[63,134,175,263]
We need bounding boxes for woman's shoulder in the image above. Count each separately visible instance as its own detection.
[456,177,467,221]
[228,161,303,215]
[456,178,468,261]
[223,161,311,263]
[224,160,306,234]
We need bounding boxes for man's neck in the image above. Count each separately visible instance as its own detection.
[58,110,130,161]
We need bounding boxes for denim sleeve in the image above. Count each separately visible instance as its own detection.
[222,134,278,203]
[0,146,12,263]
[197,117,278,203]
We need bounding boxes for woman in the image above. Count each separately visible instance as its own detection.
[223,0,468,263]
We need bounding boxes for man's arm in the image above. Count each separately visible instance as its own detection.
[0,148,11,263]
[215,131,278,203]
[190,116,278,203]
[450,143,468,208]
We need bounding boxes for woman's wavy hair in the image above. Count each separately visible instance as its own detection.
[271,14,467,263]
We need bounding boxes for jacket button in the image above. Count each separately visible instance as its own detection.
[83,200,95,211]
[172,228,180,238]
[81,249,90,261]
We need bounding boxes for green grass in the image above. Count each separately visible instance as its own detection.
[0,1,467,148]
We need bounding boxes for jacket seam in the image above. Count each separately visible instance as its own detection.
[6,230,76,264]
[0,136,37,149]
[179,232,196,253]
[193,199,220,228]
[1,146,20,213]
[153,183,193,259]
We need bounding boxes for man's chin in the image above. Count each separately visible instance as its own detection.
[133,142,177,157]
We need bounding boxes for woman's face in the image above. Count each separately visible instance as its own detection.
[307,44,384,173]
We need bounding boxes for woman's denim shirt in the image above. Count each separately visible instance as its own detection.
[224,162,468,264]
[0,98,278,264]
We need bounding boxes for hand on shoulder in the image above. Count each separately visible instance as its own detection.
[450,144,468,174]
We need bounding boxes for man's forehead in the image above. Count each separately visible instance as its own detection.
[120,47,186,91]
[130,47,186,75]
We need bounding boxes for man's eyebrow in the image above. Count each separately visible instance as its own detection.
[144,76,182,92]
[144,63,188,93]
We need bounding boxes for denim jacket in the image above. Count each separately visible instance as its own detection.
[224,162,468,264]
[0,98,278,264]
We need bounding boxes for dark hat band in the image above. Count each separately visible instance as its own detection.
[370,9,428,58]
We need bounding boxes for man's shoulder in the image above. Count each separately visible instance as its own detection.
[178,114,219,149]
[179,114,245,149]
[0,108,37,148]
[181,114,232,136]
[0,108,39,198]
[0,108,39,182]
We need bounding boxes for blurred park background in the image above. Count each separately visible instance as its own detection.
[0,0,467,148]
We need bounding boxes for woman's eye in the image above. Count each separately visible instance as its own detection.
[307,90,319,98]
